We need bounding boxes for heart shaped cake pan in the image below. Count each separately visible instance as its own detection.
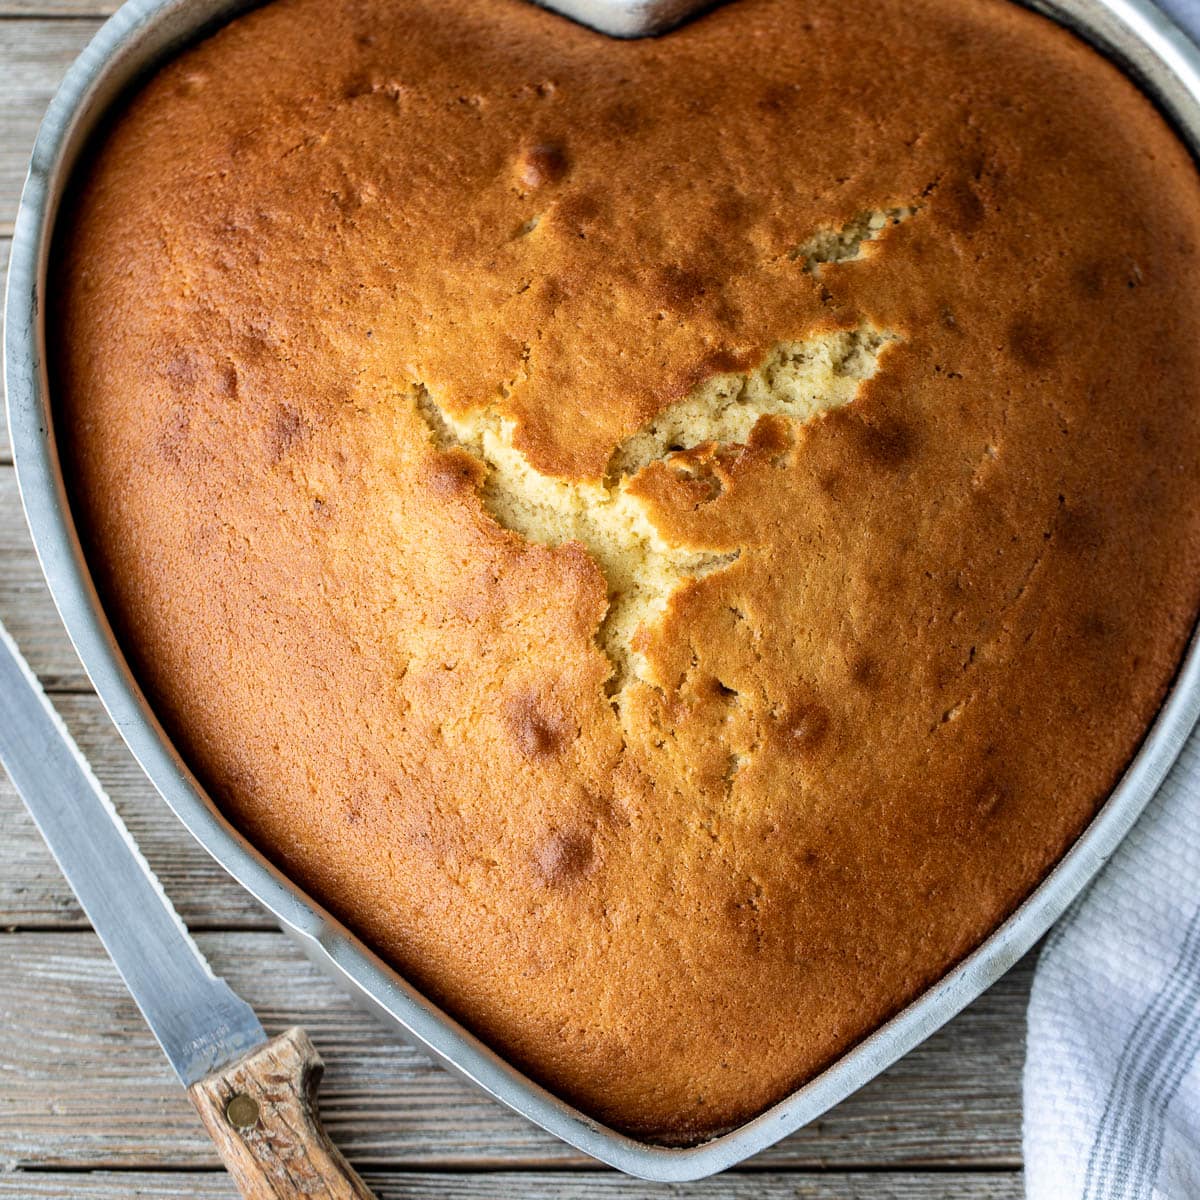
[7,0,1200,1180]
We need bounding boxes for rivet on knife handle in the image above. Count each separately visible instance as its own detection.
[189,1027,375,1200]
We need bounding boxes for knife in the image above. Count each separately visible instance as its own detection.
[0,621,377,1200]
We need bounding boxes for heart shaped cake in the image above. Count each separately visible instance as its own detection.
[52,0,1200,1141]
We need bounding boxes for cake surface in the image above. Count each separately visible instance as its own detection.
[53,0,1200,1140]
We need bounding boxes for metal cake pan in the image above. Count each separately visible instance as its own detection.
[5,0,1200,1181]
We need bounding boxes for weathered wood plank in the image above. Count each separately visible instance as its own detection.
[0,3,115,14]
[0,931,1029,1170]
[0,20,104,234]
[0,466,96,691]
[0,1170,1026,1199]
[0,694,274,928]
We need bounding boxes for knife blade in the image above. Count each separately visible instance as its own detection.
[0,621,265,1084]
[0,620,375,1199]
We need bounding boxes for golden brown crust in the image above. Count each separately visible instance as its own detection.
[52,0,1200,1140]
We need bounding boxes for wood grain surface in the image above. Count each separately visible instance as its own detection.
[0,1173,1026,1199]
[0,8,1028,1198]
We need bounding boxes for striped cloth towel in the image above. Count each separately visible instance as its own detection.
[1024,727,1200,1198]
[1021,9,1200,1196]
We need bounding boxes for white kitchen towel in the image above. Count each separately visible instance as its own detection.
[1024,715,1200,1199]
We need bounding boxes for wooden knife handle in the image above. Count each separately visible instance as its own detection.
[188,1026,375,1199]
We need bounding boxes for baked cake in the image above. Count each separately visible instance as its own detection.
[52,0,1200,1141]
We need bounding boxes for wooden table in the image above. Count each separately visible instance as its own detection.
[0,7,1029,1196]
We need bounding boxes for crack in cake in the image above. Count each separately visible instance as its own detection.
[51,0,1200,1142]
[417,319,898,693]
